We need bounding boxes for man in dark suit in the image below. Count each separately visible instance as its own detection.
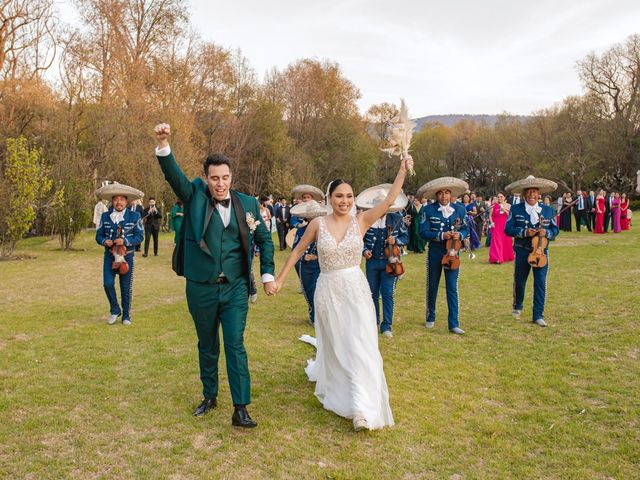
[154,123,276,428]
[143,197,163,256]
[573,190,590,232]
[604,192,613,232]
[586,190,596,231]
[275,197,290,251]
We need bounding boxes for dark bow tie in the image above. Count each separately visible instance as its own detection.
[213,198,230,208]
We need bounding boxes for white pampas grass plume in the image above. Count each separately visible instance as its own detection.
[380,99,416,175]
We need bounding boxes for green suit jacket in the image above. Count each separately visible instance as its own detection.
[157,152,275,283]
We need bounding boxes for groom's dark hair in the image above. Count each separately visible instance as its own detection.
[203,154,232,175]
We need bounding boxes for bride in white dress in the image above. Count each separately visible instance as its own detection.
[275,156,413,431]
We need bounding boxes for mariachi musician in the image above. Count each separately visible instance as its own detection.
[504,175,559,327]
[358,184,409,338]
[95,182,145,326]
[418,177,470,335]
[289,184,325,284]
[290,199,329,325]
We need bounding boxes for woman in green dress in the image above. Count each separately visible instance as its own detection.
[170,200,184,244]
[407,198,426,253]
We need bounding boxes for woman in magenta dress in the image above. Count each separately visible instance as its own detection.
[620,193,630,230]
[488,192,514,264]
[594,190,605,234]
[611,192,622,233]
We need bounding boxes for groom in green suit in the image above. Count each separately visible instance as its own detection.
[154,123,276,428]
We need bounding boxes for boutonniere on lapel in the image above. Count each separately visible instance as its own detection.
[246,212,260,234]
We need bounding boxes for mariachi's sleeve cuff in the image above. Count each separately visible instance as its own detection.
[124,238,130,246]
[155,144,171,156]
[261,273,275,283]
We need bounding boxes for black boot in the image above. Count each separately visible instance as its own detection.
[232,405,257,428]
[193,398,216,417]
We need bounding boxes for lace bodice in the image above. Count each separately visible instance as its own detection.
[317,215,363,272]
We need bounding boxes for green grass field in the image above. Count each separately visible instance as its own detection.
[1,225,638,479]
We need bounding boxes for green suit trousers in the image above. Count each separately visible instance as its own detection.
[186,278,250,405]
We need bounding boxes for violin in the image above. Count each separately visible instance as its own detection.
[385,225,405,277]
[527,215,548,268]
[441,219,462,270]
[111,226,130,275]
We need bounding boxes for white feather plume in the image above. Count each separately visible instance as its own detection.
[380,98,416,175]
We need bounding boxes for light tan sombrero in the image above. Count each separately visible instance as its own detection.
[416,177,469,200]
[95,182,144,202]
[355,183,408,213]
[291,184,324,202]
[290,200,330,219]
[505,175,557,195]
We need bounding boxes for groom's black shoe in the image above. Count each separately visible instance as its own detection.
[232,405,257,428]
[193,397,216,417]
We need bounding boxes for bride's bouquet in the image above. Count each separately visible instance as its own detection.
[380,99,416,176]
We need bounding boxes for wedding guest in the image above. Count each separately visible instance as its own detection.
[275,198,291,250]
[474,195,486,240]
[604,191,613,232]
[543,196,551,206]
[560,193,573,232]
[573,190,590,232]
[170,200,184,244]
[130,199,144,252]
[594,190,606,234]
[586,190,597,231]
[407,197,426,253]
[612,192,622,233]
[259,197,272,233]
[143,197,163,257]
[488,193,513,264]
[620,193,630,230]
[461,193,480,256]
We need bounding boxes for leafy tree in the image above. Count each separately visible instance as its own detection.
[0,137,59,257]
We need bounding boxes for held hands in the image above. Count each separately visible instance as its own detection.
[386,237,396,245]
[154,123,171,147]
[104,240,114,247]
[443,232,460,240]
[263,281,278,296]
[114,238,124,246]
[304,254,317,261]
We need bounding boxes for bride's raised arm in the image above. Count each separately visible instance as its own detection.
[275,218,321,293]
[358,155,414,233]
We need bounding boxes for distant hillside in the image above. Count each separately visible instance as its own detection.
[414,114,530,131]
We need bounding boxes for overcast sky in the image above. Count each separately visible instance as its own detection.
[56,0,640,117]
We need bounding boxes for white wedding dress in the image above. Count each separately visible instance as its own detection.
[304,215,394,429]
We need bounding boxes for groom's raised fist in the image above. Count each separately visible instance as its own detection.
[154,123,171,147]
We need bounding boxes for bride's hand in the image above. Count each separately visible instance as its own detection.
[401,154,414,174]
